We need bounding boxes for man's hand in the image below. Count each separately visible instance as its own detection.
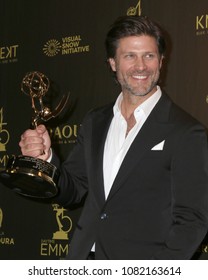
[19,124,51,161]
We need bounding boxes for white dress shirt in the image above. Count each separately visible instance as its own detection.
[103,86,162,199]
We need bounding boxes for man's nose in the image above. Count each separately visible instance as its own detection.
[134,57,147,70]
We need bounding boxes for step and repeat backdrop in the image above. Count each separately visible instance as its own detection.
[0,0,208,259]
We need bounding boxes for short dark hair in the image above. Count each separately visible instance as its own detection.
[105,15,166,59]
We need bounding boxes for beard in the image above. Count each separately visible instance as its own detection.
[118,70,160,97]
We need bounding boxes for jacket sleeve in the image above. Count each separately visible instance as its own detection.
[153,123,208,259]
[51,114,90,208]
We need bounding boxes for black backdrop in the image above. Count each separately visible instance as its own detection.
[0,0,208,259]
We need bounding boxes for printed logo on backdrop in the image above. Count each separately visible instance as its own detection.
[42,2,142,57]
[40,204,72,258]
[0,208,15,246]
[52,204,72,240]
[0,44,19,64]
[127,0,142,16]
[197,242,208,254]
[196,14,208,36]
[48,123,80,145]
[0,108,11,171]
[43,35,90,57]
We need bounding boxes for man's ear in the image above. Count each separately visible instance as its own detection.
[108,58,116,72]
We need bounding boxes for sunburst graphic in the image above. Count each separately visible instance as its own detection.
[43,39,61,57]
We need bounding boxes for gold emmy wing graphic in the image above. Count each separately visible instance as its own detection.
[0,71,69,199]
[127,0,142,16]
[52,204,72,240]
[0,108,10,152]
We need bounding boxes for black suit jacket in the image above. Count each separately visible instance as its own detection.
[53,93,208,259]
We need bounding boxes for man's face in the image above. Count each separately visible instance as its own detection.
[109,35,163,97]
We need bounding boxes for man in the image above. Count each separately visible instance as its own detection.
[19,15,208,259]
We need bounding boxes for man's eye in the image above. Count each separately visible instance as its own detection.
[145,53,155,59]
[125,54,135,59]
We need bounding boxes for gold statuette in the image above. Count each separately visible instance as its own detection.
[0,71,69,199]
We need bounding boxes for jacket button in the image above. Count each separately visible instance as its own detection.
[100,213,108,220]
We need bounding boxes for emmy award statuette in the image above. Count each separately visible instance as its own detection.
[0,71,69,199]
